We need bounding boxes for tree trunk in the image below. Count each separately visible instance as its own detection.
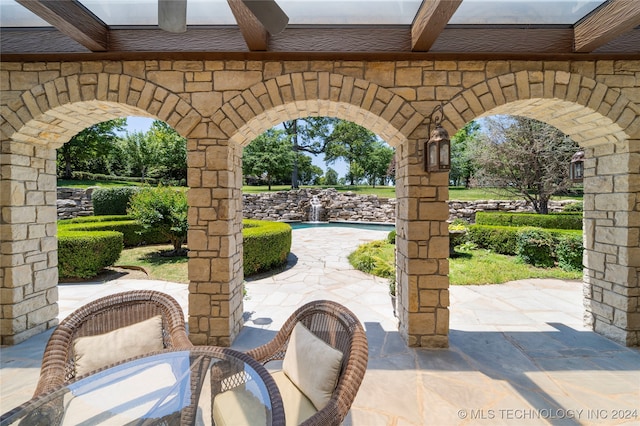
[539,197,550,214]
[61,146,73,179]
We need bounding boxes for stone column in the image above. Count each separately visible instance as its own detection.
[583,139,640,346]
[1,139,59,345]
[186,137,244,346]
[395,136,450,348]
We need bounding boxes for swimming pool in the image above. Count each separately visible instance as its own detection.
[288,221,395,232]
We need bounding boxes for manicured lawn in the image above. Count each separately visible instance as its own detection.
[59,178,582,202]
[116,244,188,283]
[449,249,581,284]
[58,179,140,188]
[347,240,582,285]
[116,242,581,286]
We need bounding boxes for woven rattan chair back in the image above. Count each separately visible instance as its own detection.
[33,290,192,397]
[245,300,368,426]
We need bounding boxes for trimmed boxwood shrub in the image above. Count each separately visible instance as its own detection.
[60,220,168,247]
[243,220,292,276]
[92,187,140,215]
[466,225,519,255]
[556,234,584,271]
[516,227,556,267]
[467,224,582,268]
[60,215,133,224]
[475,212,582,230]
[386,229,396,244]
[58,230,123,279]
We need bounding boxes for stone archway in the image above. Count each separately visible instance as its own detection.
[445,71,640,346]
[2,61,638,348]
[1,74,203,345]
[185,72,452,347]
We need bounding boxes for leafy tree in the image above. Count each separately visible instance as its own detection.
[361,141,394,187]
[283,117,337,188]
[57,119,125,179]
[450,121,480,187]
[243,129,294,190]
[147,120,187,183]
[346,162,366,185]
[296,154,323,185]
[473,116,580,214]
[120,131,159,179]
[323,168,339,186]
[324,121,379,185]
[128,186,188,255]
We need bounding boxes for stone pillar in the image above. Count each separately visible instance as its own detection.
[395,136,450,348]
[583,139,640,346]
[186,138,244,346]
[1,140,59,345]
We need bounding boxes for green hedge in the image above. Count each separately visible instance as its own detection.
[60,220,168,247]
[58,230,123,279]
[60,215,133,224]
[516,227,556,267]
[92,187,140,215]
[475,212,582,230]
[466,225,519,255]
[467,224,583,270]
[243,220,292,276]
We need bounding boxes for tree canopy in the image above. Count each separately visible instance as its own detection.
[450,121,480,188]
[57,118,125,179]
[242,128,294,190]
[324,121,392,186]
[473,116,580,213]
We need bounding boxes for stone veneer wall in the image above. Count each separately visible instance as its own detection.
[2,58,638,348]
[56,187,95,219]
[58,186,576,223]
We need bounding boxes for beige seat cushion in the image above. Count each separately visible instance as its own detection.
[73,315,164,376]
[282,323,343,410]
[271,371,318,425]
[212,385,269,426]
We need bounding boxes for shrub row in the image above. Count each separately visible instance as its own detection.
[92,187,141,215]
[58,229,123,279]
[243,220,292,276]
[466,224,583,271]
[475,211,582,230]
[59,217,168,247]
[58,216,292,279]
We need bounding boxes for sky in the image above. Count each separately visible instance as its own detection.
[122,116,349,178]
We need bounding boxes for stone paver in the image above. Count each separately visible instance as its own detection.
[1,226,639,425]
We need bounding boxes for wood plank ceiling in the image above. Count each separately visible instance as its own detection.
[2,0,640,61]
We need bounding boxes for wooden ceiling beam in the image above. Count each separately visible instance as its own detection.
[227,0,269,51]
[15,0,108,52]
[411,0,462,51]
[574,0,640,52]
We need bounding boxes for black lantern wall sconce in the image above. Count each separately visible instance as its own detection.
[570,150,584,182]
[424,104,451,172]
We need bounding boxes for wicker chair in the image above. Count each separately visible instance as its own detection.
[33,290,193,397]
[245,300,368,426]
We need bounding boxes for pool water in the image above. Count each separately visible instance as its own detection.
[288,221,395,232]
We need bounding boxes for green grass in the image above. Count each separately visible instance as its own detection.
[58,178,582,202]
[116,239,581,286]
[347,240,582,285]
[116,244,188,283]
[449,249,581,284]
[58,179,140,188]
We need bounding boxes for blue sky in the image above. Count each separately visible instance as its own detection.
[123,116,349,177]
